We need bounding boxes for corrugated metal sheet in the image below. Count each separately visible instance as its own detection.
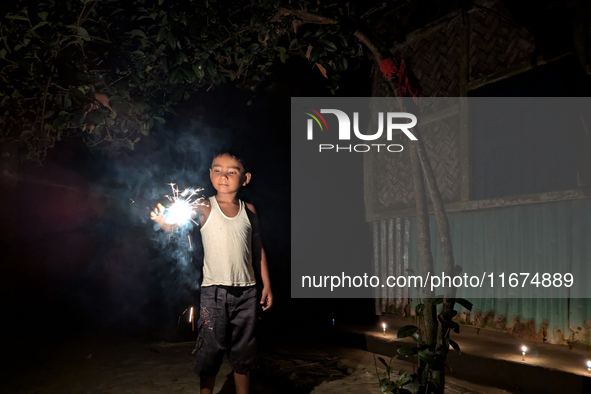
[372,199,591,344]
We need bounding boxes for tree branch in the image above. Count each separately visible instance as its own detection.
[270,7,338,24]
[78,1,98,27]
[40,75,52,136]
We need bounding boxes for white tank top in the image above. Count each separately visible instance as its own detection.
[200,196,256,287]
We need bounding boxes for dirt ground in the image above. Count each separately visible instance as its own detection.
[4,339,507,394]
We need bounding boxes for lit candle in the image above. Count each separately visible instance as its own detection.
[189,307,194,331]
[521,346,526,361]
[587,360,591,373]
[382,323,386,336]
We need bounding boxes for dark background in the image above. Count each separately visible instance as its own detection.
[0,57,376,363]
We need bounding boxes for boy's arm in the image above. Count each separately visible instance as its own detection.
[246,203,273,311]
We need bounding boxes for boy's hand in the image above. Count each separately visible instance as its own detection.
[150,203,170,229]
[260,286,273,311]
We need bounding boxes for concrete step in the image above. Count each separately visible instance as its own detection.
[335,316,591,394]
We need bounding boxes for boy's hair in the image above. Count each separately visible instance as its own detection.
[212,150,248,172]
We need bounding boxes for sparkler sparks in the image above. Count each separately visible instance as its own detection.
[163,184,207,226]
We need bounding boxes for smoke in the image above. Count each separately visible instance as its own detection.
[80,118,233,335]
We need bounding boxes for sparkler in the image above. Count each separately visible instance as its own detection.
[164,184,207,226]
[587,360,590,373]
[382,323,386,336]
[521,345,527,361]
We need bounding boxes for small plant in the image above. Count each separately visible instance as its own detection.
[375,297,473,393]
[374,354,413,394]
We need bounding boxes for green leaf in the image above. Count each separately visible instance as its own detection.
[321,40,337,52]
[450,321,460,333]
[380,381,396,393]
[153,116,165,124]
[20,130,34,138]
[192,64,203,78]
[180,67,195,82]
[449,339,461,354]
[33,21,48,30]
[417,350,435,364]
[37,12,48,21]
[169,67,183,83]
[411,331,422,343]
[0,49,6,59]
[335,56,348,71]
[43,111,54,119]
[6,14,29,22]
[388,354,399,367]
[157,27,166,42]
[455,298,473,311]
[397,325,419,339]
[129,29,147,39]
[377,356,388,368]
[309,45,322,62]
[77,27,90,41]
[250,11,263,27]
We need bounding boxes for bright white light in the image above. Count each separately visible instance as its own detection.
[382,323,386,330]
[587,360,591,370]
[166,200,193,225]
[521,346,527,353]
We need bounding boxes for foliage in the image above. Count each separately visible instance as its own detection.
[375,354,413,394]
[0,0,390,160]
[375,298,473,394]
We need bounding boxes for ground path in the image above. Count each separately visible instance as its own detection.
[5,339,505,393]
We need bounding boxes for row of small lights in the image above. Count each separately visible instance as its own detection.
[374,321,591,373]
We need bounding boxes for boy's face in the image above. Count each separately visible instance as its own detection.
[210,154,251,194]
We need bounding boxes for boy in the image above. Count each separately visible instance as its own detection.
[151,152,273,394]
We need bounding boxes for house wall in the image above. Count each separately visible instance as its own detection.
[371,199,591,344]
[366,0,591,344]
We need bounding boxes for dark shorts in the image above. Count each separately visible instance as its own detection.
[193,285,257,377]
